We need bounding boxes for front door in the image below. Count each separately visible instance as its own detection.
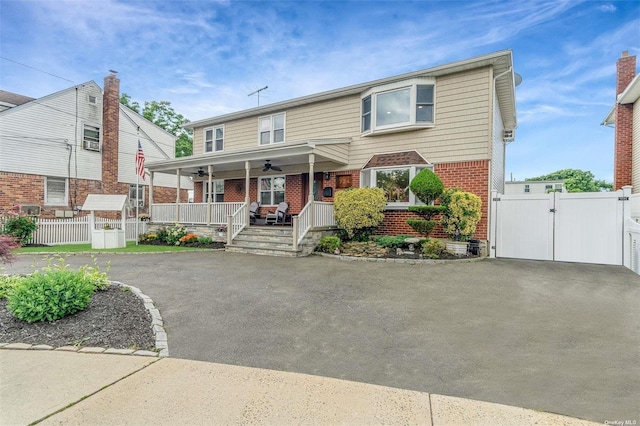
[302,173,322,205]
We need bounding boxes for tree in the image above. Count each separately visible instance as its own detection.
[525,169,613,193]
[120,94,193,157]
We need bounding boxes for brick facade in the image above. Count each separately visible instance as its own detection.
[614,52,636,190]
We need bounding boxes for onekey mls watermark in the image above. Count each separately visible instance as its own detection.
[604,421,637,425]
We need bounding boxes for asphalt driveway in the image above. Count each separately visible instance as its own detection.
[6,253,640,423]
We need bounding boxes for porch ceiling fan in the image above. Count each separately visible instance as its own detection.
[262,160,282,172]
[192,167,207,177]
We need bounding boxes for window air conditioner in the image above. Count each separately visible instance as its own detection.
[16,204,41,216]
[83,140,100,151]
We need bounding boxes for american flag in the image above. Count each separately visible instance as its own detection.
[136,140,145,180]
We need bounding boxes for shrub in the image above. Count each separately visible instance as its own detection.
[1,213,37,245]
[406,219,436,237]
[197,236,213,244]
[7,270,94,323]
[164,224,187,245]
[407,205,446,219]
[6,257,110,322]
[409,169,444,205]
[0,235,19,264]
[334,187,387,240]
[179,233,198,244]
[156,227,168,243]
[422,239,445,259]
[0,275,22,299]
[440,190,482,241]
[373,235,414,249]
[317,236,341,253]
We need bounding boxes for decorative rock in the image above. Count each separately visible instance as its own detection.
[396,248,404,255]
[404,238,420,244]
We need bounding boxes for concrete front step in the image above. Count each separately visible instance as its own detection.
[225,244,302,257]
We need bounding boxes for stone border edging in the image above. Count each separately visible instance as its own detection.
[314,252,486,264]
[0,280,168,358]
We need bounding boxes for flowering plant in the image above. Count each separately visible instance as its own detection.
[179,234,198,244]
[216,225,227,233]
[165,223,187,245]
[138,213,150,222]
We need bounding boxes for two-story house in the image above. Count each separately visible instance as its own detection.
[504,180,566,195]
[0,72,191,218]
[145,50,518,253]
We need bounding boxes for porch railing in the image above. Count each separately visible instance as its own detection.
[151,202,244,225]
[227,202,247,244]
[293,201,335,250]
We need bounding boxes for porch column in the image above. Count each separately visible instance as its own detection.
[176,168,181,222]
[308,153,315,228]
[245,160,251,226]
[148,171,154,216]
[206,165,213,225]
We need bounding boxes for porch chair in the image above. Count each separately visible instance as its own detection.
[265,202,289,225]
[249,202,260,224]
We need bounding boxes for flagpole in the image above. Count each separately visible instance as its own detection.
[136,127,140,245]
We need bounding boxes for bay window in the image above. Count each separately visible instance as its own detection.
[361,78,435,134]
[361,165,430,206]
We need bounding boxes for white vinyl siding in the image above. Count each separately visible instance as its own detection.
[632,98,640,194]
[45,177,67,205]
[491,89,505,192]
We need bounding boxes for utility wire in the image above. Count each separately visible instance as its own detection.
[0,56,75,83]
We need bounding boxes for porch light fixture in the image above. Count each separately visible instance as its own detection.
[236,183,243,193]
[324,172,331,180]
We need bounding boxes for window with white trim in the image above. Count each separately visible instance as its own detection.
[83,124,100,151]
[129,185,144,207]
[259,175,285,205]
[360,165,429,206]
[203,180,225,202]
[524,184,530,193]
[259,113,285,145]
[361,78,435,134]
[204,126,224,152]
[45,177,68,205]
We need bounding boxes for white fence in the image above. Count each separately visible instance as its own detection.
[491,186,640,276]
[151,202,244,225]
[1,216,148,246]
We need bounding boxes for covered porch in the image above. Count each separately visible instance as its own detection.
[145,139,349,250]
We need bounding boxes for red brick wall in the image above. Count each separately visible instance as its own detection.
[614,52,636,190]
[0,171,185,219]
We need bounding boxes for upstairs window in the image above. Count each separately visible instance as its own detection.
[361,78,435,135]
[259,113,285,145]
[204,126,224,152]
[524,184,530,193]
[83,124,100,151]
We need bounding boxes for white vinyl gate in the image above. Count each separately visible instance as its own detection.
[491,187,631,265]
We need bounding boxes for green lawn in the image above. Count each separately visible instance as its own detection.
[15,241,217,254]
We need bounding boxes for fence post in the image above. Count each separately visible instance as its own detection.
[226,215,232,246]
[292,216,299,252]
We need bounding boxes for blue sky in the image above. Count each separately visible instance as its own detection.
[1,1,638,183]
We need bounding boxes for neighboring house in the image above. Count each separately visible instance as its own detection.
[147,50,518,242]
[0,72,191,218]
[602,51,639,193]
[504,180,566,195]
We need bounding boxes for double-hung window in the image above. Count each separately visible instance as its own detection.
[129,184,144,207]
[83,124,100,151]
[259,113,285,145]
[361,165,430,207]
[361,78,435,134]
[45,177,67,205]
[204,180,225,202]
[204,126,224,152]
[259,176,285,205]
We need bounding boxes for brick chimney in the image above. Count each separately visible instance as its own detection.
[102,71,120,194]
[614,51,636,190]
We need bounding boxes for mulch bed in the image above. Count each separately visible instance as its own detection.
[0,285,156,351]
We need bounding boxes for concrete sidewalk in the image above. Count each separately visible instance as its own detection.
[1,350,598,425]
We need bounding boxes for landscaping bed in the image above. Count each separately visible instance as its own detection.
[0,284,155,351]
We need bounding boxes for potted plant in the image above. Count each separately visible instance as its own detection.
[138,213,150,222]
[216,225,227,237]
[440,189,482,255]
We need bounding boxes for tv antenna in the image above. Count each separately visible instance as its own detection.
[248,86,268,107]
